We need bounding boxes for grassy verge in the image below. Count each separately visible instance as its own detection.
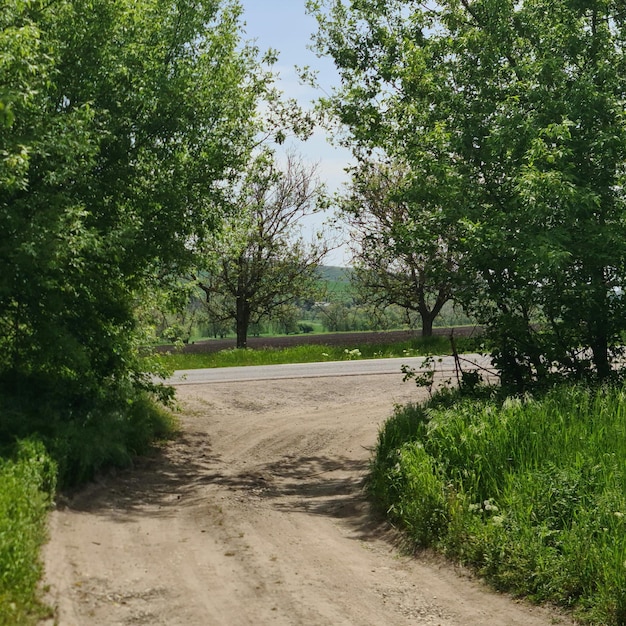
[1,387,180,489]
[369,384,626,625]
[0,393,179,624]
[0,441,56,625]
[154,334,483,371]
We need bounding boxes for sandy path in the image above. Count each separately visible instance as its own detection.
[41,374,575,626]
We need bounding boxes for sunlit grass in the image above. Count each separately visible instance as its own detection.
[153,333,483,371]
[0,441,56,625]
[369,384,626,624]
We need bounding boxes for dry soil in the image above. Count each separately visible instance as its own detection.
[41,372,576,626]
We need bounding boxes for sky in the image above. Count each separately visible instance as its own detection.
[238,0,354,265]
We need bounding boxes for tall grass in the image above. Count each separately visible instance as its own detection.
[369,384,626,625]
[48,392,179,487]
[0,441,56,625]
[1,388,179,488]
[0,393,178,623]
[155,334,482,371]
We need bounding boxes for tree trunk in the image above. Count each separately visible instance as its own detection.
[591,332,610,381]
[421,313,434,337]
[235,296,249,349]
[418,289,449,338]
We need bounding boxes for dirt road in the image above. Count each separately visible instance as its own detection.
[42,373,575,626]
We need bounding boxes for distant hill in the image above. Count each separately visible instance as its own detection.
[317,265,352,282]
[316,266,353,302]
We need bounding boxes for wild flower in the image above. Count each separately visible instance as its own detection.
[469,499,499,514]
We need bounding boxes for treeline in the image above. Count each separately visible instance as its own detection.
[149,266,474,344]
[158,0,626,384]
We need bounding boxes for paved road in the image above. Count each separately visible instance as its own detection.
[167,353,493,385]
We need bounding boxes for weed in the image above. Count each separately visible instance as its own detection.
[48,391,179,487]
[401,356,439,397]
[154,334,482,370]
[369,384,626,624]
[0,441,56,625]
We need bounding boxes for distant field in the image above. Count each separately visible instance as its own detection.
[154,326,482,355]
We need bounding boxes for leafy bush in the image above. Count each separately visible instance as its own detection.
[47,392,178,488]
[369,384,626,624]
[0,441,56,625]
[0,375,178,488]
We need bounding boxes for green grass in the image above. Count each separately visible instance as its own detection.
[47,392,179,488]
[1,382,180,489]
[369,384,626,625]
[154,333,483,371]
[0,441,56,625]
[0,393,179,624]
[317,265,353,301]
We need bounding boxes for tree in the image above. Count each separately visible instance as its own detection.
[0,0,278,451]
[343,160,464,336]
[197,151,329,348]
[309,0,626,389]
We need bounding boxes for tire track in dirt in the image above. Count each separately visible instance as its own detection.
[41,374,576,626]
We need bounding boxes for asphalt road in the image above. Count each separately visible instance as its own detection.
[166,353,493,385]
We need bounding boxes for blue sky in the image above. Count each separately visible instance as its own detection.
[238,0,353,265]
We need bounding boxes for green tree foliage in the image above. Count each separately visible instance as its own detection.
[343,160,465,336]
[197,151,329,348]
[0,1,271,463]
[309,0,626,389]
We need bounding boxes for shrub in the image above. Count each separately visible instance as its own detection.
[0,373,178,488]
[48,390,178,487]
